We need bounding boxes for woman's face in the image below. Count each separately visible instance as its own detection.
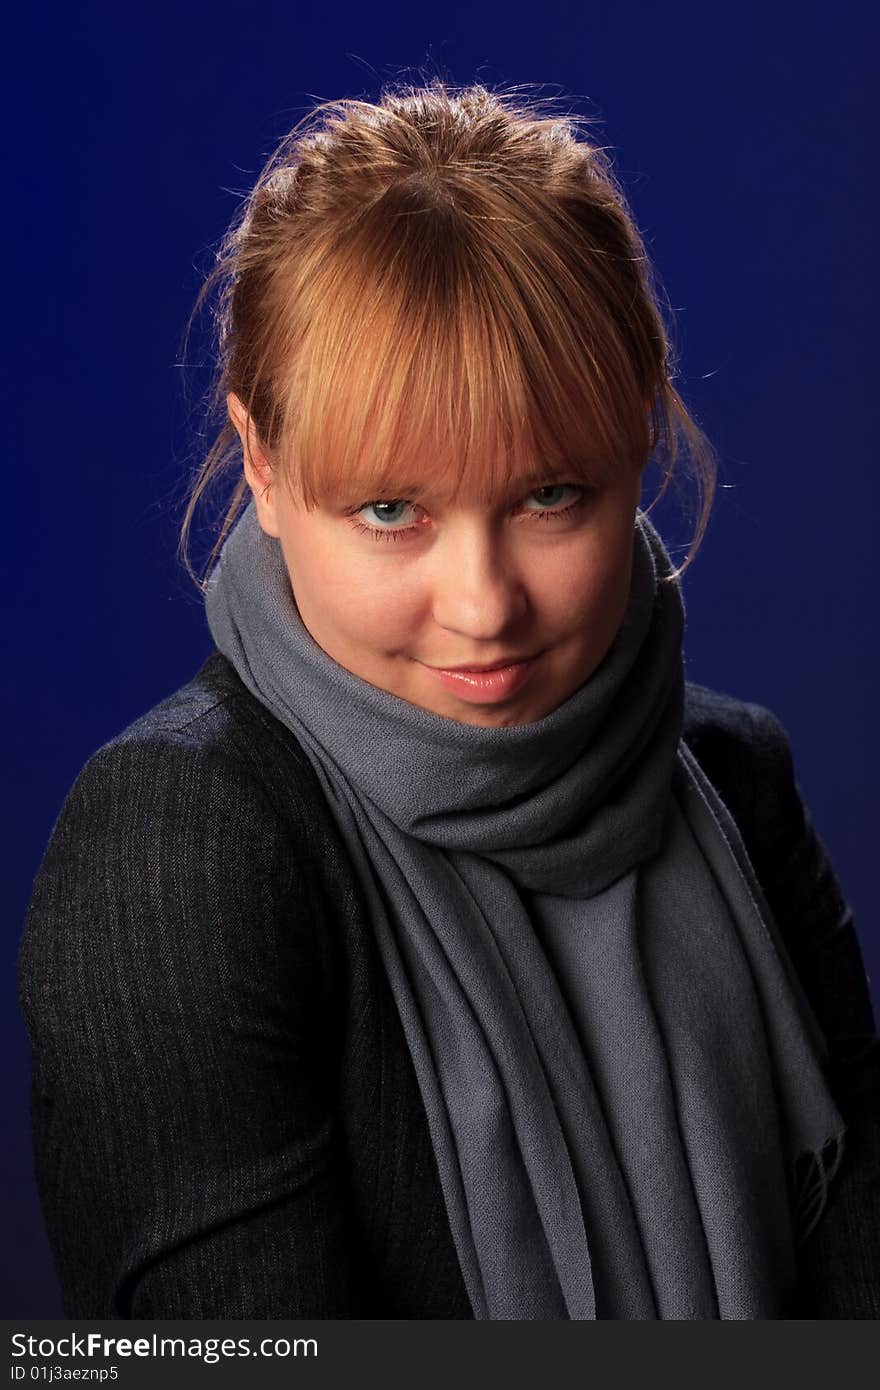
[229,395,645,728]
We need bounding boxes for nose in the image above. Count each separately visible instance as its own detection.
[429,521,528,638]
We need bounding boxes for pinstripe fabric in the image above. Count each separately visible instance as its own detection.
[17,651,880,1318]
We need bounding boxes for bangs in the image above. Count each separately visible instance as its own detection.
[269,203,650,510]
[181,83,718,593]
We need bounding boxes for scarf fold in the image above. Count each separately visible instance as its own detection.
[205,497,845,1320]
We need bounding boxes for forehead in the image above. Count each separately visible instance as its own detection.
[286,364,633,510]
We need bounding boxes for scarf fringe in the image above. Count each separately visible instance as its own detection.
[792,1127,847,1247]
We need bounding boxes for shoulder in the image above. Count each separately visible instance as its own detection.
[19,652,339,1027]
[682,677,801,864]
[683,677,793,767]
[43,650,324,853]
[682,681,844,997]
[43,659,802,881]
[684,679,876,1040]
[84,647,318,803]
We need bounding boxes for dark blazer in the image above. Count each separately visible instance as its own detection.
[16,650,880,1319]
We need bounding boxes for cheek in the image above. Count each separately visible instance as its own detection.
[553,532,634,629]
[333,561,424,643]
[284,546,421,660]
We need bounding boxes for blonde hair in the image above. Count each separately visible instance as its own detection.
[178,78,717,589]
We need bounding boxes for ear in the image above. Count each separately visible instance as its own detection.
[227,391,281,538]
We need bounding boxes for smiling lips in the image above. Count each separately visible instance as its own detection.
[432,653,538,672]
[421,654,540,703]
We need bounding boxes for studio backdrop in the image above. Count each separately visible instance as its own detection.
[4,0,875,1319]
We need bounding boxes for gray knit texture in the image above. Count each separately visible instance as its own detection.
[205,497,846,1320]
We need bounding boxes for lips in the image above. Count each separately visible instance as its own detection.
[431,654,536,672]
[420,654,540,704]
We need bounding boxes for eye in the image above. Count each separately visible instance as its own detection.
[519,484,584,516]
[345,498,423,543]
[361,499,418,527]
[343,483,590,543]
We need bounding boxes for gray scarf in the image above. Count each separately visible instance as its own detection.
[205,496,845,1319]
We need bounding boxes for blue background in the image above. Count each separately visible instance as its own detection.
[5,0,876,1317]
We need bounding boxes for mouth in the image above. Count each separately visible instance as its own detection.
[419,653,542,704]
[429,653,539,673]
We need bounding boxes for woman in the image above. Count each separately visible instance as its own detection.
[18,79,879,1320]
